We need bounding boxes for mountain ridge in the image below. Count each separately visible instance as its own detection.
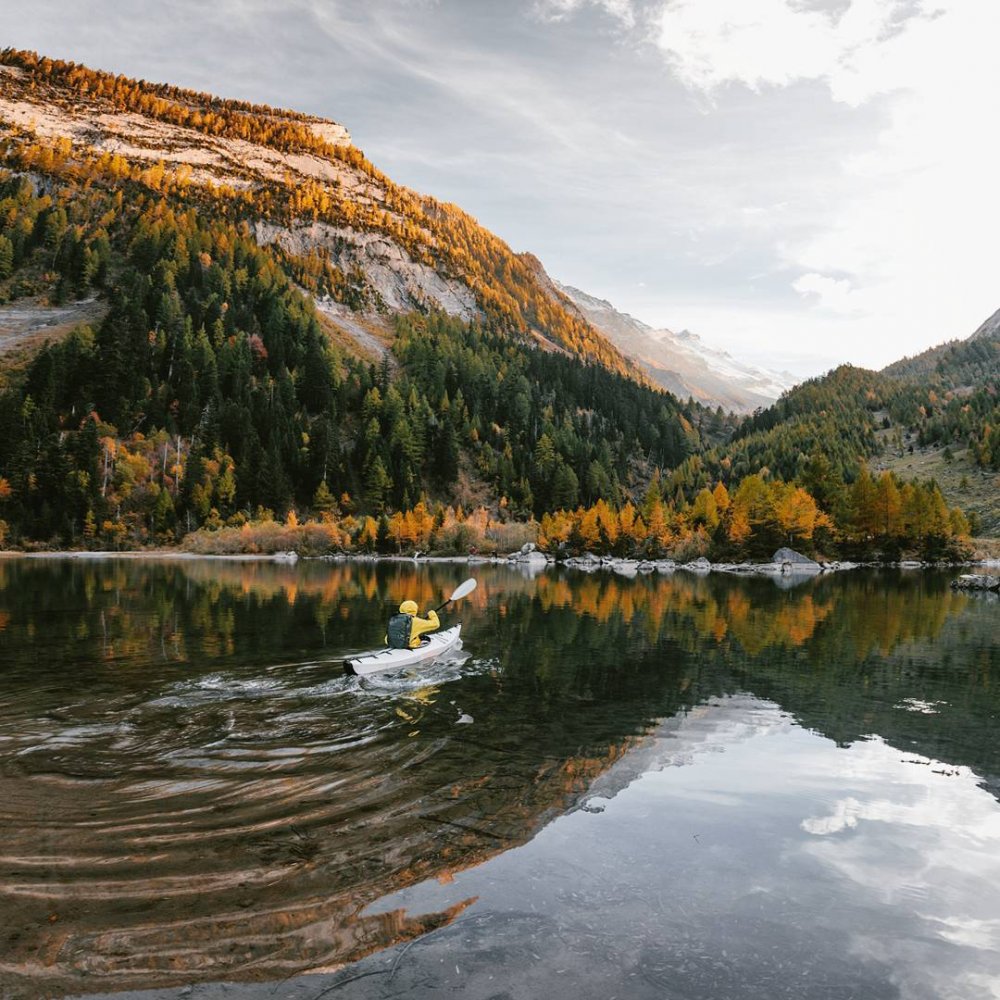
[717,308,1000,533]
[557,282,799,413]
[0,49,728,548]
[0,48,642,382]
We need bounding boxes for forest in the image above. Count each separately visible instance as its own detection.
[0,48,639,378]
[0,163,969,561]
[0,48,989,562]
[0,170,708,547]
[718,348,1000,483]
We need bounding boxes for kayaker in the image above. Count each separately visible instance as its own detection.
[386,600,440,649]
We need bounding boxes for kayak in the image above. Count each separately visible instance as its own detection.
[345,625,463,677]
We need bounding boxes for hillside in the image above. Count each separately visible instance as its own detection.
[0,49,639,377]
[713,313,1000,534]
[558,283,799,413]
[0,50,719,547]
[882,310,1000,386]
[0,49,982,558]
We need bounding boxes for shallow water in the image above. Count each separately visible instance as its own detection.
[0,559,998,999]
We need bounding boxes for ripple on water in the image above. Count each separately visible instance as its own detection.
[0,649,463,985]
[2,561,997,999]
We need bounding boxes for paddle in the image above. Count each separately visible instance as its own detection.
[433,577,477,614]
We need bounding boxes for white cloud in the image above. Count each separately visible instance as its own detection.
[639,0,1000,364]
[654,0,922,97]
[793,272,862,315]
[536,0,637,28]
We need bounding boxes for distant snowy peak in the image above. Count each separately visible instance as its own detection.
[557,284,799,413]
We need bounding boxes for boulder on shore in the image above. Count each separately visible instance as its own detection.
[681,556,711,573]
[612,559,639,577]
[772,548,820,572]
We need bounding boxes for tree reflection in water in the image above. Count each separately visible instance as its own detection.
[0,558,996,996]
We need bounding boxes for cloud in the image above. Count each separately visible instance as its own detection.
[535,0,637,28]
[792,272,862,315]
[10,0,998,372]
[649,0,1000,359]
[304,2,634,158]
[653,0,924,97]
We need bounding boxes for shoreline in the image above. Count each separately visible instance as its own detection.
[0,548,996,574]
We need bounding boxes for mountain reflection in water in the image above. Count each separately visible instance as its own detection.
[0,558,997,998]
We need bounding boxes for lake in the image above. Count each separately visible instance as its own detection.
[0,558,998,1000]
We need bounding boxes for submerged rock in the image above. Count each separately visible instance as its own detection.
[951,574,1000,592]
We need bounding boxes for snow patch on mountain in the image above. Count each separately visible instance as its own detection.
[558,284,799,413]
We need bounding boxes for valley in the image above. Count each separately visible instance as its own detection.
[0,48,995,562]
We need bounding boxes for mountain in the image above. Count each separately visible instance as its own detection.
[882,309,1000,386]
[0,49,723,546]
[558,283,799,413]
[0,49,639,378]
[972,307,1000,342]
[0,49,986,554]
[716,309,1000,534]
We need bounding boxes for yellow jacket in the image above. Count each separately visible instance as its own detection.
[385,609,440,649]
[407,609,440,648]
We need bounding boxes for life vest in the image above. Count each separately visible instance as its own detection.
[387,613,414,649]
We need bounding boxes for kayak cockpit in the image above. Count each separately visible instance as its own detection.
[344,624,463,677]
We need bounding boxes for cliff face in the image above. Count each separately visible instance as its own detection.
[971,307,1000,343]
[0,50,638,379]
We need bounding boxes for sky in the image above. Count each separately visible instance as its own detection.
[5,0,999,375]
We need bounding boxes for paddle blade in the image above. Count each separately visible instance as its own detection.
[448,578,477,603]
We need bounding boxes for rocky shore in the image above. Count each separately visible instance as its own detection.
[493,544,855,578]
[4,548,993,577]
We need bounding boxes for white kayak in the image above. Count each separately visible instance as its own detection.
[345,625,463,676]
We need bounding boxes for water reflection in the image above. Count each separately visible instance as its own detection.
[358,697,1000,1000]
[0,558,997,998]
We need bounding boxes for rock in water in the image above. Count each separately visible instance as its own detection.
[683,557,712,572]
[772,548,820,571]
[951,575,1000,592]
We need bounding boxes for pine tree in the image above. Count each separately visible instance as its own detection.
[0,235,13,280]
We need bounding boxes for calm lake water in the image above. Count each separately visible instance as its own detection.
[0,558,998,1000]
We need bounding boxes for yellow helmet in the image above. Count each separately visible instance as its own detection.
[399,600,418,614]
